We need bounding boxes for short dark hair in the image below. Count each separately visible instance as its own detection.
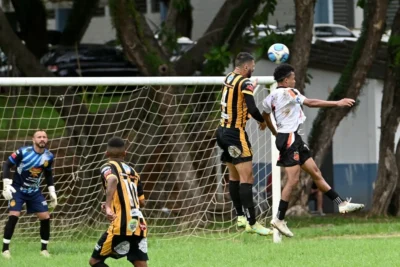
[32,129,46,137]
[235,52,254,67]
[107,137,125,157]
[273,63,295,82]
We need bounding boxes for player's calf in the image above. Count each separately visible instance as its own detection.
[2,215,19,253]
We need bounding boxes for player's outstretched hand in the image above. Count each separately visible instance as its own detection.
[2,179,16,200]
[337,98,355,107]
[252,78,258,88]
[259,121,267,130]
[106,206,117,222]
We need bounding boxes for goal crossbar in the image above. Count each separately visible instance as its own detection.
[0,76,276,86]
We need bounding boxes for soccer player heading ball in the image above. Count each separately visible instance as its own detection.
[89,137,148,267]
[2,130,57,259]
[263,64,365,237]
[216,52,273,236]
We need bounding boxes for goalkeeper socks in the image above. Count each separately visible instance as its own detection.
[92,261,110,267]
[277,200,289,220]
[325,189,343,205]
[239,183,256,225]
[40,218,50,251]
[3,215,19,252]
[229,180,244,216]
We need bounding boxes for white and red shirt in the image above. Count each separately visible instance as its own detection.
[262,87,307,133]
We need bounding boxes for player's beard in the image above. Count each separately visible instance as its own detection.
[35,141,47,148]
[246,69,252,78]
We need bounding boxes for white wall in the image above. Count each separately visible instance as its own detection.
[47,5,161,44]
[267,0,295,27]
[191,0,225,40]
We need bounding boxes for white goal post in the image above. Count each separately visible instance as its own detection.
[0,76,281,243]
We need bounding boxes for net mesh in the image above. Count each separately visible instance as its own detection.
[0,80,274,240]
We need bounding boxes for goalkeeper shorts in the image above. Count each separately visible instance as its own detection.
[8,190,48,214]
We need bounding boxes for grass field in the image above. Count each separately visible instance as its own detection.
[0,215,399,267]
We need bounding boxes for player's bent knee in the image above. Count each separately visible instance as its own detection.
[132,261,148,267]
[89,258,108,267]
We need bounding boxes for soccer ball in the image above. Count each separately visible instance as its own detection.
[268,43,290,64]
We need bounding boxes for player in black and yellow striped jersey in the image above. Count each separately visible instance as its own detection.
[90,137,148,267]
[216,52,272,236]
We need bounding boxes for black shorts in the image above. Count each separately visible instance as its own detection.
[91,231,148,263]
[216,126,253,165]
[275,132,311,167]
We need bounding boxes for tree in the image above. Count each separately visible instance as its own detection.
[164,0,193,39]
[370,3,400,216]
[288,0,389,211]
[290,0,316,94]
[11,0,48,59]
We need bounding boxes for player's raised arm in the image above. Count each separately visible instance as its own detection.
[241,79,267,130]
[303,97,355,108]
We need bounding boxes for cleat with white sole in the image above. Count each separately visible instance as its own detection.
[339,198,365,214]
[270,217,294,237]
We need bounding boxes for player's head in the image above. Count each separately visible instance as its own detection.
[274,63,295,88]
[32,130,48,149]
[106,137,126,158]
[234,52,255,78]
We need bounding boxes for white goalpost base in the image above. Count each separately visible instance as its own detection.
[0,76,281,242]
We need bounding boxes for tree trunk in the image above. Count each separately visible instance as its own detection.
[290,0,389,209]
[164,0,193,38]
[59,0,100,46]
[388,138,400,215]
[11,0,48,59]
[290,0,316,94]
[370,3,400,215]
[109,0,174,76]
[175,0,263,76]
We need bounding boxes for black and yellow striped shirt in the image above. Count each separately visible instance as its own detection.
[100,160,147,238]
[220,72,255,128]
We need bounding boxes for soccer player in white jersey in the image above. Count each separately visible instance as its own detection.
[262,64,364,237]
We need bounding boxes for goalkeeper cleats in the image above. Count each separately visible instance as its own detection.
[2,250,11,259]
[270,218,294,237]
[40,250,51,258]
[339,198,365,214]
[245,222,273,236]
[237,215,247,228]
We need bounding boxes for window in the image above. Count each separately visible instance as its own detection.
[151,0,160,13]
[314,26,334,37]
[333,27,354,37]
[134,0,147,13]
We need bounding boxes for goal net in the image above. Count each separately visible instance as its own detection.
[0,77,280,241]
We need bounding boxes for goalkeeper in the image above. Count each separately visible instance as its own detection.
[1,130,57,259]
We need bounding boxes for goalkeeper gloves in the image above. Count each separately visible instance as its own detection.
[48,186,58,209]
[2,178,16,200]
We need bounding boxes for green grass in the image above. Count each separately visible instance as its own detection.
[1,215,400,267]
